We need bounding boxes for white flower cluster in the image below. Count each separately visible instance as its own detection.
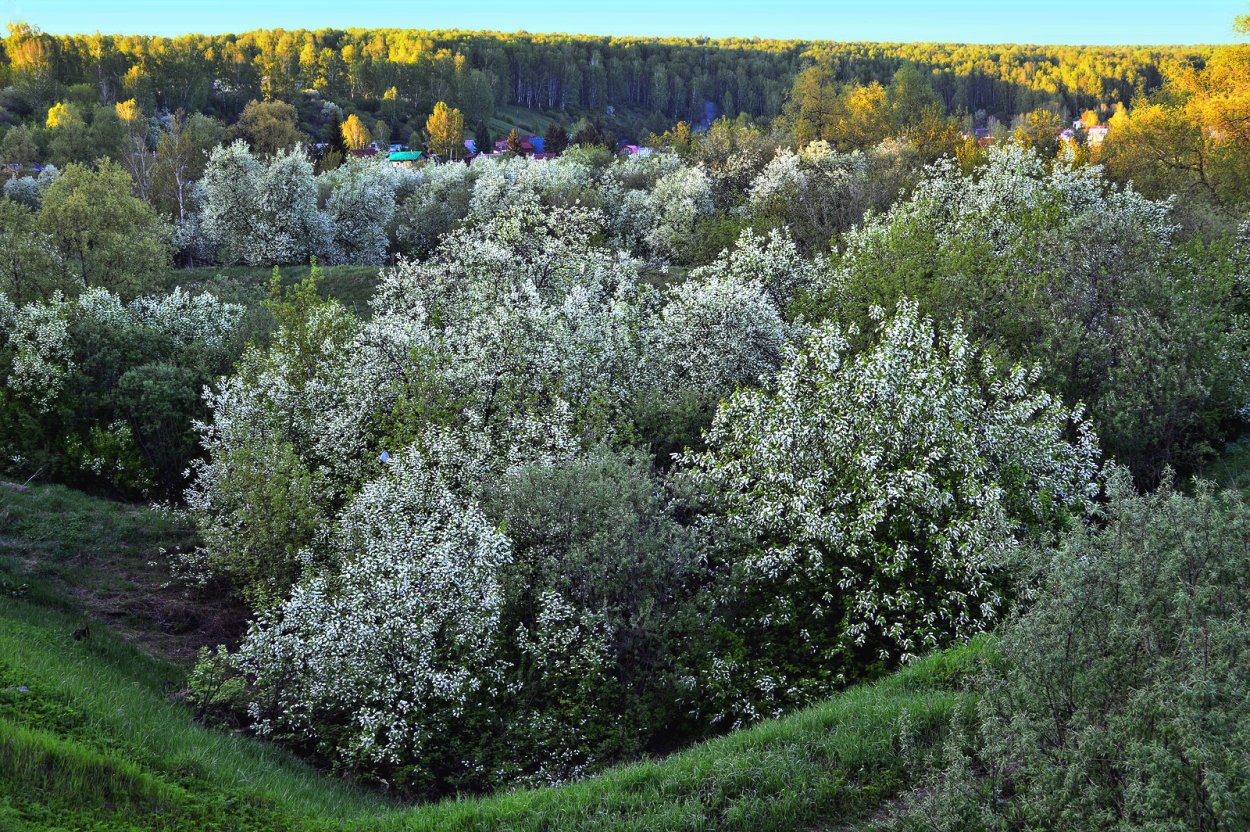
[319,156,402,265]
[200,142,411,267]
[4,294,72,412]
[745,140,869,248]
[641,165,714,260]
[840,144,1175,274]
[685,300,1099,714]
[232,447,511,767]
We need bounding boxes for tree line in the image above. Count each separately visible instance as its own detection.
[1,23,1215,139]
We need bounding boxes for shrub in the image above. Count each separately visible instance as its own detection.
[681,300,1099,726]
[0,287,244,497]
[483,447,699,768]
[820,145,1249,482]
[223,447,512,796]
[895,470,1250,830]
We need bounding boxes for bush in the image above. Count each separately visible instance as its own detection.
[819,146,1249,483]
[0,287,243,498]
[680,300,1099,726]
[483,447,700,766]
[896,470,1250,831]
[222,447,512,796]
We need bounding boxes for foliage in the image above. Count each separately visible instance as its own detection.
[0,286,245,497]
[680,300,1099,725]
[892,471,1250,831]
[821,145,1250,482]
[227,99,306,156]
[37,159,171,299]
[0,199,64,304]
[424,101,465,160]
[340,113,372,151]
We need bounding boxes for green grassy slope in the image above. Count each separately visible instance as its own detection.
[0,482,981,832]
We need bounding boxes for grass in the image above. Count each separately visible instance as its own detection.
[0,595,390,831]
[0,482,236,664]
[487,106,560,142]
[0,480,984,831]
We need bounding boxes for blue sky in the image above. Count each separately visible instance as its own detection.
[4,0,1246,44]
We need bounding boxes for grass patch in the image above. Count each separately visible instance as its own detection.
[0,482,236,663]
[0,593,389,830]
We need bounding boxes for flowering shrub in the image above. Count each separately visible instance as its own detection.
[647,264,788,404]
[201,142,330,265]
[745,140,869,252]
[229,447,511,792]
[823,145,1249,481]
[393,160,476,257]
[0,286,244,495]
[644,165,714,261]
[680,300,1099,725]
[319,157,398,265]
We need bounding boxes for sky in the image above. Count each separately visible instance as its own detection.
[3,0,1246,44]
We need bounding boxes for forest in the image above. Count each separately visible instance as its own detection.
[0,23,1218,142]
[1,8,1250,832]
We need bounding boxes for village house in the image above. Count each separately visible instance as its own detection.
[387,150,423,167]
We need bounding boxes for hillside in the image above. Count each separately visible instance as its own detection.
[0,481,977,832]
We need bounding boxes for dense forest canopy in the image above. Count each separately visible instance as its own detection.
[0,23,1216,137]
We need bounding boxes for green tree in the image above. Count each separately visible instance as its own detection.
[0,125,39,170]
[226,99,305,156]
[474,120,493,154]
[543,120,568,155]
[1013,108,1065,158]
[904,472,1250,830]
[783,64,840,147]
[0,199,64,303]
[152,112,223,222]
[886,64,941,130]
[38,159,171,299]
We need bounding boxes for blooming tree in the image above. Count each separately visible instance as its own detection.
[230,448,511,781]
[682,300,1100,724]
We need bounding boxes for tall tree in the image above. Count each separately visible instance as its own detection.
[152,112,222,222]
[543,121,568,155]
[475,121,493,154]
[425,101,465,160]
[115,99,156,200]
[341,113,372,151]
[227,99,305,157]
[38,159,170,298]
